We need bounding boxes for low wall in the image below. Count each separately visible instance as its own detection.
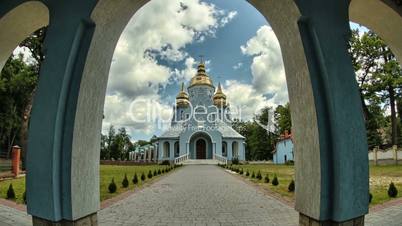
[100,160,158,166]
[369,146,401,165]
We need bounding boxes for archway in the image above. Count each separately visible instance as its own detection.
[222,141,227,157]
[1,0,394,225]
[196,139,207,159]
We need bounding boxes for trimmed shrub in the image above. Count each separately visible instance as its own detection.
[108,178,117,193]
[251,171,255,178]
[388,182,398,198]
[256,171,262,180]
[6,184,15,200]
[141,172,146,181]
[148,170,153,179]
[232,158,239,165]
[369,192,373,203]
[264,174,270,183]
[158,169,161,175]
[160,160,170,165]
[288,180,295,192]
[239,168,244,175]
[153,170,157,176]
[285,160,294,165]
[246,170,250,176]
[122,174,129,188]
[162,169,165,173]
[272,175,279,186]
[23,191,27,204]
[132,173,139,184]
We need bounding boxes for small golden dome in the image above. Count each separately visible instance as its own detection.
[176,82,189,107]
[213,83,227,107]
[188,62,214,88]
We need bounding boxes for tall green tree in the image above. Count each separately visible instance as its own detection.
[349,29,402,147]
[0,55,37,157]
[274,103,291,135]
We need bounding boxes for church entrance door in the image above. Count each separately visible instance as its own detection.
[196,139,206,159]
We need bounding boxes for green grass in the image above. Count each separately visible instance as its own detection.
[229,164,402,206]
[0,164,176,204]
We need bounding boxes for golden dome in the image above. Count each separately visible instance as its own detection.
[176,82,189,107]
[188,62,214,88]
[213,83,227,107]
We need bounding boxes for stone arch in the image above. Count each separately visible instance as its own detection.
[0,1,49,70]
[0,0,378,224]
[349,0,402,62]
[189,132,213,159]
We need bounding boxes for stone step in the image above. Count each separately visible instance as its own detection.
[182,159,219,165]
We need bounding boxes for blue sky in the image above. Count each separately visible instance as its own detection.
[102,0,365,142]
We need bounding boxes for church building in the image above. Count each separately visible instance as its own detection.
[157,61,245,162]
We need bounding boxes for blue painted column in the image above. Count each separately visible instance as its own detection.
[9,0,100,224]
[294,0,368,224]
[227,141,233,161]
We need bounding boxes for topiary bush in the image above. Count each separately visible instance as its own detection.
[251,171,255,178]
[132,173,139,184]
[148,170,153,179]
[369,192,373,203]
[141,172,146,181]
[6,184,15,200]
[288,180,295,192]
[264,174,270,183]
[153,170,157,176]
[162,169,165,173]
[158,169,161,175]
[108,178,117,193]
[232,157,239,165]
[239,168,244,175]
[388,182,398,198]
[122,173,129,188]
[160,160,170,165]
[272,175,279,186]
[256,171,262,180]
[246,170,250,176]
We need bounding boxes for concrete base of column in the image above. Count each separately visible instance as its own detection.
[32,213,97,226]
[299,214,364,226]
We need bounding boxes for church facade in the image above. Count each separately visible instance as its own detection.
[158,62,245,162]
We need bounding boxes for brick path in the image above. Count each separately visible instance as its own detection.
[98,165,298,226]
[1,165,402,225]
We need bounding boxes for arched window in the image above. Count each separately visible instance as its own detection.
[163,142,170,158]
[222,141,227,157]
[232,141,238,158]
[174,141,180,157]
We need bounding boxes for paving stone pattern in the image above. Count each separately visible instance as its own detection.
[1,164,402,225]
[99,165,298,226]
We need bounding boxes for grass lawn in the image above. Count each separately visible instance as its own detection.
[226,164,402,206]
[0,164,177,204]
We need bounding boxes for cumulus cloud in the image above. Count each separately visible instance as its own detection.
[233,62,243,70]
[224,80,274,121]
[103,0,237,137]
[240,25,288,105]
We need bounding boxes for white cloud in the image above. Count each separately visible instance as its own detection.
[103,0,237,138]
[224,80,274,121]
[233,62,243,70]
[241,25,288,105]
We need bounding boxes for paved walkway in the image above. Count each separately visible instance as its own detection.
[1,165,402,225]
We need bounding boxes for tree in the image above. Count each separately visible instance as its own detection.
[0,55,37,158]
[349,30,402,147]
[274,103,292,135]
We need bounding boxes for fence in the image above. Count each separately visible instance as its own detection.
[369,145,402,165]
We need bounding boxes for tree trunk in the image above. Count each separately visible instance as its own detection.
[19,87,36,168]
[389,86,398,145]
[359,89,370,121]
